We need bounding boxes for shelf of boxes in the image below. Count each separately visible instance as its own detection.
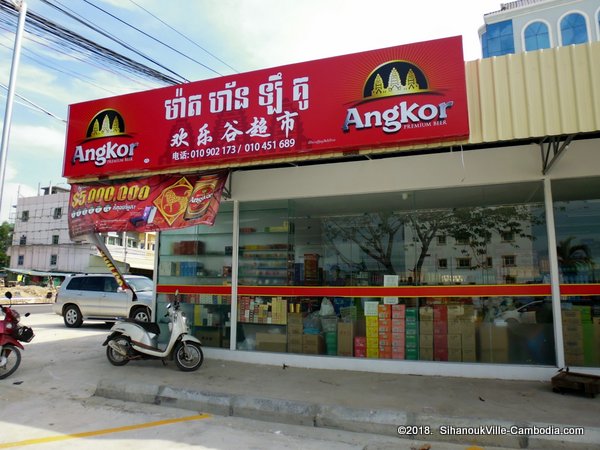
[237,296,288,324]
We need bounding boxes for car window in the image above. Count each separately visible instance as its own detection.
[103,277,119,293]
[65,277,85,290]
[125,277,153,292]
[82,277,106,292]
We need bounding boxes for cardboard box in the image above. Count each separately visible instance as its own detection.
[433,305,448,321]
[419,333,434,348]
[337,322,354,356]
[302,334,324,354]
[447,319,463,334]
[288,312,303,325]
[256,332,287,353]
[391,304,406,319]
[433,321,448,335]
[378,304,391,319]
[447,333,462,349]
[462,348,477,362]
[287,323,303,335]
[391,318,405,333]
[448,347,462,362]
[419,347,433,360]
[478,324,509,349]
[419,320,433,335]
[195,329,222,348]
[419,307,434,321]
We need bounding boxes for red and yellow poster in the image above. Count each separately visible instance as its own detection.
[63,36,469,180]
[68,171,228,238]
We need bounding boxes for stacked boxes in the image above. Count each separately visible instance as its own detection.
[419,306,433,360]
[354,336,367,357]
[172,240,205,255]
[365,301,379,358]
[287,312,303,353]
[478,323,509,363]
[405,307,419,360]
[459,307,477,362]
[366,316,379,358]
[237,296,287,324]
[337,321,354,356]
[378,304,392,359]
[391,304,406,359]
[302,334,324,354]
[562,309,585,366]
[433,305,449,361]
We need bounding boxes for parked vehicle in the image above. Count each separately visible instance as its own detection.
[0,292,34,379]
[53,274,154,328]
[103,294,204,371]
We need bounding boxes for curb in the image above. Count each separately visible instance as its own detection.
[95,379,600,449]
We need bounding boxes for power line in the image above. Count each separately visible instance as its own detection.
[39,0,189,83]
[128,0,238,74]
[0,82,65,122]
[0,0,183,85]
[80,0,226,77]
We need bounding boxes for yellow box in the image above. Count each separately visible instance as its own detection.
[420,320,433,335]
[419,347,433,360]
[420,306,434,321]
[366,347,379,358]
[419,334,434,348]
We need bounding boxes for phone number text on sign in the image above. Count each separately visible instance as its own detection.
[173,139,296,162]
[71,184,151,208]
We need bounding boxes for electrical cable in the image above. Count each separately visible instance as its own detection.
[0,0,183,85]
[39,0,189,83]
[80,0,225,77]
[128,0,238,74]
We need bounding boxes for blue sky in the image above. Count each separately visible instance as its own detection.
[0,0,502,222]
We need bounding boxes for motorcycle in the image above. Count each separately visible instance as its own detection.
[102,294,204,371]
[0,292,35,380]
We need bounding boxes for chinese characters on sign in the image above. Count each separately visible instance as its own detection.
[64,36,469,180]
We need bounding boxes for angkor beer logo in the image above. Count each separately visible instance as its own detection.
[71,109,139,167]
[342,60,454,134]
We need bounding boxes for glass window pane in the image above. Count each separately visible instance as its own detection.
[525,22,550,51]
[561,13,588,45]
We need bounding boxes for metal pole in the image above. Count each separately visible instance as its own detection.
[0,1,27,217]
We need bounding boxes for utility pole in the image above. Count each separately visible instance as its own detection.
[0,1,27,220]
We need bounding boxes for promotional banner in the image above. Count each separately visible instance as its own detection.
[68,171,228,238]
[63,36,469,181]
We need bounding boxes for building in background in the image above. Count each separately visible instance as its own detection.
[479,0,600,58]
[6,186,155,284]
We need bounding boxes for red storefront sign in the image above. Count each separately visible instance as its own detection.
[63,36,469,180]
[68,171,228,237]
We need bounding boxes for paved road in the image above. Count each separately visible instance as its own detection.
[1,306,504,450]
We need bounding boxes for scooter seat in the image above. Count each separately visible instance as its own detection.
[122,319,160,335]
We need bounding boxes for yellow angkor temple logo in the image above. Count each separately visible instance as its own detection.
[363,61,429,101]
[86,109,127,140]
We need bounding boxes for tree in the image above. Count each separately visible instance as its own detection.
[0,221,13,268]
[556,237,592,282]
[322,204,542,285]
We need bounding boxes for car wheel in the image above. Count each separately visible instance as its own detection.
[64,305,83,328]
[130,306,151,322]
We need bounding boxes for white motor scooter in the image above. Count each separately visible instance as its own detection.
[102,296,204,371]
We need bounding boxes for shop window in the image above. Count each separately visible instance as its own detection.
[21,210,29,222]
[502,255,516,267]
[53,207,62,219]
[50,254,57,266]
[52,235,59,245]
[560,12,588,46]
[19,235,26,245]
[524,21,550,51]
[457,257,471,269]
[438,258,448,269]
[437,235,446,245]
[17,255,24,266]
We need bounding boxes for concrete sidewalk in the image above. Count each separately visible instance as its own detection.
[94,356,600,449]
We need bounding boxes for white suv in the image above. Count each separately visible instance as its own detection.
[53,274,154,328]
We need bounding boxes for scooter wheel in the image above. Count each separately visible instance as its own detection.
[0,345,21,379]
[174,342,203,371]
[106,337,130,366]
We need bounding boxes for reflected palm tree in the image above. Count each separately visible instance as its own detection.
[556,237,592,282]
